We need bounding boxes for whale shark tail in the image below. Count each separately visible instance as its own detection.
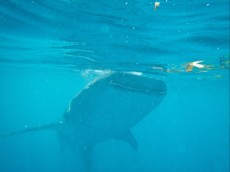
[1,121,63,139]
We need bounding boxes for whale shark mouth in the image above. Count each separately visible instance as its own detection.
[109,73,166,95]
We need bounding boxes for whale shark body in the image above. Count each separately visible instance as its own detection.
[1,72,167,171]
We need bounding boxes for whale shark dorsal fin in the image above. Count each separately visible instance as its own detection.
[116,130,138,151]
[81,146,93,172]
[80,130,138,172]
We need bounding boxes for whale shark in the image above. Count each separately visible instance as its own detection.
[1,72,166,171]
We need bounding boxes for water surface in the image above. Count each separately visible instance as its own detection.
[0,0,229,172]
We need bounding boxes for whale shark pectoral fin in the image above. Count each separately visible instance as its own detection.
[1,122,62,139]
[116,130,138,151]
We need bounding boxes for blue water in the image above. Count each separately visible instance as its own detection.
[0,0,229,172]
